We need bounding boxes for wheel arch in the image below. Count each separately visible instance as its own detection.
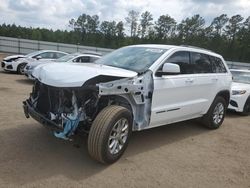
[215,90,230,107]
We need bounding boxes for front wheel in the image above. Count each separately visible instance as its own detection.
[17,63,27,74]
[202,96,226,129]
[241,97,250,116]
[88,105,132,164]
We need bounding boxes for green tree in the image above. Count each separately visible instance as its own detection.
[140,11,153,38]
[178,14,205,41]
[210,14,229,35]
[125,10,139,37]
[224,14,244,41]
[155,15,176,39]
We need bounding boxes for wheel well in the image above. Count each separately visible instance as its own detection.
[96,95,133,119]
[216,90,230,106]
[17,62,27,69]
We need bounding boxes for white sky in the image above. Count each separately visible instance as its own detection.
[0,0,249,31]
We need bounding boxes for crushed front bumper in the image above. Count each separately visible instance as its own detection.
[23,100,63,132]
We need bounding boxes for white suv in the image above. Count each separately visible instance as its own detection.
[23,45,232,164]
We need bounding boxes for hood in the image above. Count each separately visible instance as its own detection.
[3,54,26,61]
[232,82,250,91]
[32,63,138,87]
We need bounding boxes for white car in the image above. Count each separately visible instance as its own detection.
[24,52,101,80]
[228,69,250,115]
[1,50,68,74]
[23,45,232,164]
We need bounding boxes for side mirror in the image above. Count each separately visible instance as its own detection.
[36,56,42,60]
[156,63,180,76]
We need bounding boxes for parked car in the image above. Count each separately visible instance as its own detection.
[23,45,232,164]
[24,52,101,80]
[228,69,250,115]
[1,50,68,74]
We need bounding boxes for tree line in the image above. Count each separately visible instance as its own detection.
[0,10,249,63]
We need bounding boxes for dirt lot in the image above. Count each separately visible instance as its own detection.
[0,54,250,188]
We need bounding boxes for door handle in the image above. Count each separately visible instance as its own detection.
[211,78,218,82]
[185,78,194,83]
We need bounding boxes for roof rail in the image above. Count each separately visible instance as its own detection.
[180,45,213,52]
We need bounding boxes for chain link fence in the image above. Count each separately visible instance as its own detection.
[0,36,113,55]
[0,36,250,70]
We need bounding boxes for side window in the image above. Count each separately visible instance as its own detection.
[56,53,66,59]
[209,56,227,73]
[90,56,100,62]
[165,51,191,74]
[74,56,91,63]
[36,52,55,59]
[191,52,212,73]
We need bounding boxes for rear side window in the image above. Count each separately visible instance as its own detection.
[166,51,192,74]
[90,56,100,62]
[56,52,66,59]
[191,52,212,73]
[36,52,56,59]
[209,56,227,73]
[74,56,91,63]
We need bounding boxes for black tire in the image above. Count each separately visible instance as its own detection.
[17,63,27,74]
[88,105,132,164]
[202,96,226,129]
[241,97,250,116]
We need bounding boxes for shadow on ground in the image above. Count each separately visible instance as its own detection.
[15,78,34,85]
[0,120,208,185]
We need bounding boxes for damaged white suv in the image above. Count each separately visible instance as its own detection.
[23,45,232,163]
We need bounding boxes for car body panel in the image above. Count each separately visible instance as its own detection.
[32,63,138,87]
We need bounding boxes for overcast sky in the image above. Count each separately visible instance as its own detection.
[0,0,249,31]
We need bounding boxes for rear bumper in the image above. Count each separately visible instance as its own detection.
[23,100,63,132]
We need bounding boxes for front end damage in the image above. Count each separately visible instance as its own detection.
[23,71,154,140]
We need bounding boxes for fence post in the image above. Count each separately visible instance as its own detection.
[57,43,59,51]
[37,40,40,50]
[76,43,79,52]
[18,36,21,54]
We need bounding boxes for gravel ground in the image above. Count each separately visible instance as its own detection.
[0,54,250,188]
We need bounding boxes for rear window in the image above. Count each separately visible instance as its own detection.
[209,56,227,73]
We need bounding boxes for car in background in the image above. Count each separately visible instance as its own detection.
[1,50,68,74]
[228,69,250,115]
[24,52,101,80]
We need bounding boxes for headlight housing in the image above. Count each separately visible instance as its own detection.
[232,90,247,95]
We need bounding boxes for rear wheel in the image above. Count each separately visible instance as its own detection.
[202,96,226,129]
[88,105,132,164]
[17,63,26,74]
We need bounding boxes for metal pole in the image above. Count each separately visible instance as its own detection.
[18,36,21,54]
[38,40,40,50]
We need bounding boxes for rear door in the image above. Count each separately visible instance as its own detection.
[149,51,218,128]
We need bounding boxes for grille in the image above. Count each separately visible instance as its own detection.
[1,62,5,68]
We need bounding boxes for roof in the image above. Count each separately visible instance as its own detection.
[130,44,222,58]
[230,69,250,73]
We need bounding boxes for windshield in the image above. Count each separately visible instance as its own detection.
[54,54,79,62]
[26,51,41,58]
[231,70,250,84]
[95,46,167,72]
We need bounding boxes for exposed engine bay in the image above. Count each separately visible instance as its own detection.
[23,71,154,140]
